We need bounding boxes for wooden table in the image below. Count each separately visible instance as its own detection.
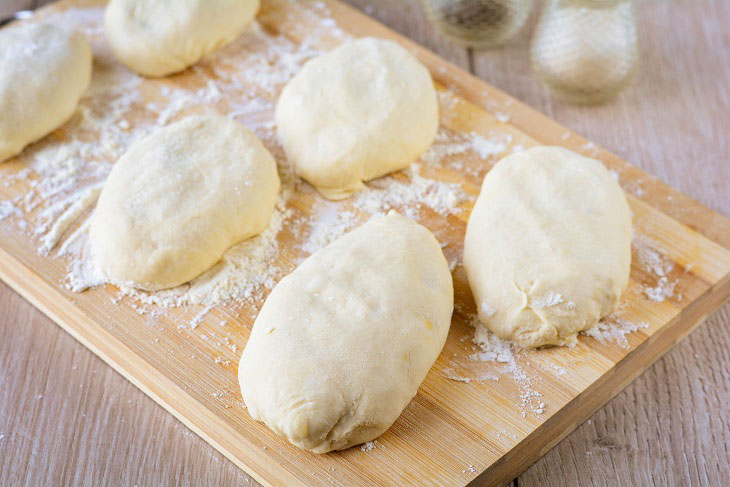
[1,0,728,485]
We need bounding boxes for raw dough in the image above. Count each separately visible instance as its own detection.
[238,211,453,453]
[104,0,259,77]
[275,37,439,200]
[0,23,91,162]
[89,116,280,290]
[463,146,632,348]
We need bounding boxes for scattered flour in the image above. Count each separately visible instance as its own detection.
[0,201,23,221]
[634,234,674,277]
[583,313,649,349]
[38,183,102,254]
[298,136,482,256]
[420,128,510,178]
[549,364,568,377]
[351,164,469,220]
[360,441,377,452]
[470,326,514,364]
[470,132,508,160]
[643,277,677,303]
[580,141,600,157]
[300,203,358,255]
[455,305,650,417]
[494,112,510,123]
[495,429,518,441]
[470,319,547,416]
[191,304,216,330]
[214,356,232,366]
[443,368,474,383]
[633,234,677,302]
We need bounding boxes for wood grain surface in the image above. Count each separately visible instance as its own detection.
[1,0,729,486]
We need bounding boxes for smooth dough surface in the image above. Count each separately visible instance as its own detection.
[0,22,91,162]
[238,211,453,453]
[463,146,632,348]
[275,37,438,200]
[90,116,280,290]
[104,0,259,77]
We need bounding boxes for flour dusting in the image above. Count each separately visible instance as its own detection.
[443,367,474,383]
[360,440,378,452]
[583,312,649,349]
[421,128,510,178]
[360,440,377,452]
[633,233,677,302]
[352,164,469,220]
[470,319,547,416]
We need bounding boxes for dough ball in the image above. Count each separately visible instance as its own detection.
[89,116,280,290]
[275,37,439,200]
[463,146,632,348]
[238,211,453,453]
[0,23,91,162]
[104,0,259,77]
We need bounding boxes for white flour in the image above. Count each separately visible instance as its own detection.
[352,163,470,220]
[299,203,357,255]
[360,440,377,452]
[583,312,649,349]
[450,295,652,417]
[440,311,547,416]
[633,233,678,302]
[443,367,475,383]
[0,201,22,221]
[421,128,510,178]
[470,321,547,416]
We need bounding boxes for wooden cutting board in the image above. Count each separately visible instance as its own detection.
[1,1,729,486]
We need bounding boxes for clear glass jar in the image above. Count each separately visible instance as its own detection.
[422,0,534,48]
[530,0,639,104]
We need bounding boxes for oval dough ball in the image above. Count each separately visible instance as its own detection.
[0,23,91,162]
[104,0,259,77]
[275,37,439,200]
[89,116,280,290]
[463,146,632,348]
[238,211,453,453]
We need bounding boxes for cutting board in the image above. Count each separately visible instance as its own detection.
[1,1,730,486]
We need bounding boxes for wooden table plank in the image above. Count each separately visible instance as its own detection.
[0,281,254,486]
[0,1,728,486]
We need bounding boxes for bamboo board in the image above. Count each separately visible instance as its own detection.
[1,1,730,486]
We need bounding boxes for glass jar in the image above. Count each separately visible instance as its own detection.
[422,0,534,48]
[530,0,639,104]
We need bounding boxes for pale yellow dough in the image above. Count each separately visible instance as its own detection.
[89,116,280,290]
[0,23,91,162]
[275,37,439,200]
[463,146,632,348]
[104,0,259,77]
[238,211,453,453]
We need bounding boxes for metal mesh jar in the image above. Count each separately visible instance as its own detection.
[530,0,639,104]
[422,0,533,48]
